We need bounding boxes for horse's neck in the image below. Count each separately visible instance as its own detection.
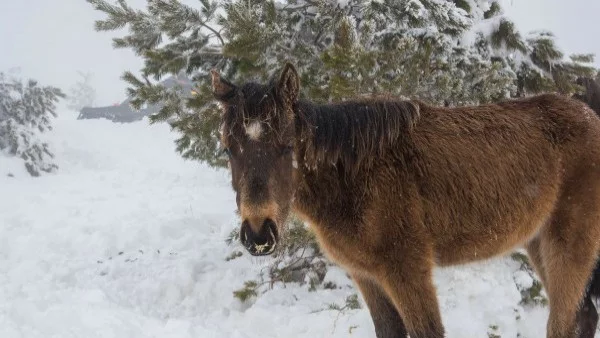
[291,146,360,215]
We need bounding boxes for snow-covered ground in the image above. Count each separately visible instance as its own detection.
[1,110,551,337]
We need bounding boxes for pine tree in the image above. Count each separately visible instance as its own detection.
[573,76,600,115]
[0,73,65,176]
[87,0,227,166]
[487,13,597,96]
[88,0,597,167]
[219,0,518,105]
[67,71,96,111]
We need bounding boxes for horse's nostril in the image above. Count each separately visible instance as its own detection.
[263,218,278,241]
[240,220,252,245]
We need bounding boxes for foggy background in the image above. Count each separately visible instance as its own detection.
[1,0,598,106]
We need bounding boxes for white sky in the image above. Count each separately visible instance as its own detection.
[1,0,599,106]
[500,0,600,63]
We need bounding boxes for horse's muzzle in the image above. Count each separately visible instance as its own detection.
[240,218,278,256]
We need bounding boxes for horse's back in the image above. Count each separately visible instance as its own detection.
[403,94,600,264]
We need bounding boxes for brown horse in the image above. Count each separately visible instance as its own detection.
[212,63,600,338]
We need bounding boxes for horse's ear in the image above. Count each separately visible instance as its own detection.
[277,62,299,103]
[211,69,236,101]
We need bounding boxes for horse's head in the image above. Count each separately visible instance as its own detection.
[212,63,300,256]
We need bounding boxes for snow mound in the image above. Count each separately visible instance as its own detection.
[0,112,550,337]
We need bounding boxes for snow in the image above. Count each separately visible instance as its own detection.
[323,266,354,289]
[0,108,555,337]
[337,0,350,8]
[462,15,504,47]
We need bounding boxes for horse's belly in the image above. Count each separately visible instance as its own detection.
[428,169,561,266]
[433,215,549,266]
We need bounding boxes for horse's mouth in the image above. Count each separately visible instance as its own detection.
[240,219,279,256]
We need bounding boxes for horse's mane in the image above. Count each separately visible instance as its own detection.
[295,97,421,173]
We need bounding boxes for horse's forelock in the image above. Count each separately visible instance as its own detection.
[224,81,293,145]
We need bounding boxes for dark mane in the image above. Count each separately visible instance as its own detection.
[295,97,420,172]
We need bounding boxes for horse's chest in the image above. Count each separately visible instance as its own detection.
[308,221,375,272]
[294,186,375,271]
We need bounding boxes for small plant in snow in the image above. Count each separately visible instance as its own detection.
[488,324,501,338]
[225,228,240,246]
[225,250,243,261]
[0,72,64,176]
[311,293,362,334]
[348,325,359,334]
[229,216,330,302]
[344,293,361,310]
[232,280,258,302]
[323,281,338,290]
[511,251,548,307]
[326,294,361,311]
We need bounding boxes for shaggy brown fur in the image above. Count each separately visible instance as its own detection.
[213,64,600,338]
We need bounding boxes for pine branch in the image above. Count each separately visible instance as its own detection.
[86,0,136,31]
[570,53,595,64]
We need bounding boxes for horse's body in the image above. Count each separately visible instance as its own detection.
[212,64,600,338]
[295,94,579,266]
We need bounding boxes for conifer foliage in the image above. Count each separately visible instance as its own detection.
[67,71,96,111]
[88,0,597,167]
[0,73,65,176]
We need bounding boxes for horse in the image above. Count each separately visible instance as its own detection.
[211,63,600,338]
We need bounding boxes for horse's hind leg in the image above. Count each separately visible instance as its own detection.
[526,236,548,287]
[575,291,598,338]
[540,177,600,338]
[527,236,600,337]
[575,258,600,337]
[352,273,407,338]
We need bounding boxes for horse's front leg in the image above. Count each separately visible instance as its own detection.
[352,273,407,338]
[375,247,444,338]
